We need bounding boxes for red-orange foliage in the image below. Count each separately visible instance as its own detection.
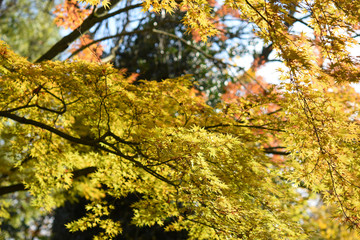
[54,0,93,30]
[71,34,104,62]
[54,0,103,62]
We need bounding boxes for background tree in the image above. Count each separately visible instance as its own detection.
[0,0,60,61]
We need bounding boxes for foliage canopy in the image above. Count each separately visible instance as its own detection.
[1,0,360,239]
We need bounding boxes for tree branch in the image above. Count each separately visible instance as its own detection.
[0,167,97,196]
[204,123,285,132]
[35,1,142,62]
[263,150,289,155]
[152,29,232,68]
[0,111,176,189]
[0,111,99,146]
[0,184,25,196]
[68,29,149,59]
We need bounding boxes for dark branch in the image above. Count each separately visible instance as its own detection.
[68,29,148,59]
[264,150,290,156]
[0,184,25,196]
[0,111,176,189]
[0,167,97,196]
[35,1,142,62]
[204,123,285,132]
[72,166,97,178]
[0,111,99,146]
